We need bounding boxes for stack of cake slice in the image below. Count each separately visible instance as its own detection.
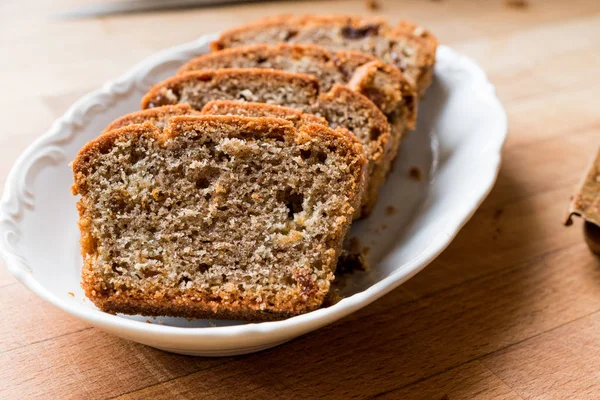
[72,14,438,321]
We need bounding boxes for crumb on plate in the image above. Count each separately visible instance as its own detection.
[409,166,424,181]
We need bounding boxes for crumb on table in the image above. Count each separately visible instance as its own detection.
[493,208,504,219]
[365,0,380,10]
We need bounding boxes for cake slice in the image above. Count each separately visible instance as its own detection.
[72,115,366,320]
[212,14,438,97]
[141,68,390,216]
[178,43,416,127]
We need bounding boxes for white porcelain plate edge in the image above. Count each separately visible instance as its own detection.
[0,34,507,356]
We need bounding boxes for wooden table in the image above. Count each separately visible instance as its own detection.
[2,0,600,398]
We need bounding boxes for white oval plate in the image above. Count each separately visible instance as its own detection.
[0,34,506,356]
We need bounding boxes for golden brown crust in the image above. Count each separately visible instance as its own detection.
[165,115,365,157]
[212,14,438,97]
[140,69,320,110]
[200,100,329,128]
[565,148,600,227]
[86,279,323,320]
[102,104,199,133]
[317,84,391,217]
[202,100,362,150]
[73,115,366,320]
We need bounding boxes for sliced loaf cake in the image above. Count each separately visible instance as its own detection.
[178,43,416,126]
[141,68,390,216]
[212,14,438,97]
[72,115,366,320]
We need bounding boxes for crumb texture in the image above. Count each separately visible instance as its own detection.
[179,43,414,120]
[201,100,329,129]
[73,116,364,320]
[103,104,198,133]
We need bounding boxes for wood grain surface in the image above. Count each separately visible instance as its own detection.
[2,0,600,398]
